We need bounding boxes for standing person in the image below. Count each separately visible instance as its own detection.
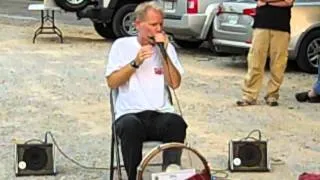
[236,0,294,106]
[295,62,320,103]
[105,2,187,180]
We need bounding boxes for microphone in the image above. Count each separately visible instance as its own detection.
[157,42,168,60]
[149,36,168,59]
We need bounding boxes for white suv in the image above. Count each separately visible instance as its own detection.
[54,0,149,38]
[161,0,223,48]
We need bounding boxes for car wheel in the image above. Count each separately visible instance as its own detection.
[174,39,202,49]
[93,22,116,39]
[112,4,137,37]
[297,30,320,73]
[54,0,89,12]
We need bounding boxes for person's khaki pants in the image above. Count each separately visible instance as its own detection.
[242,28,290,101]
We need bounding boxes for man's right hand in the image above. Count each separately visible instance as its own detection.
[257,0,267,6]
[135,45,154,65]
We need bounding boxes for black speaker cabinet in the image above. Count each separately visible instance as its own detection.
[229,140,270,172]
[15,143,56,176]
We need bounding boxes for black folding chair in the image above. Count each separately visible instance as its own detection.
[109,87,173,180]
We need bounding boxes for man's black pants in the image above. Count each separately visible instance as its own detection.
[114,110,187,180]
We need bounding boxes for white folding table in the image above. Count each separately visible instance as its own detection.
[28,3,63,43]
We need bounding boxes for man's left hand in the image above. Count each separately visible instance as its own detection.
[257,0,267,6]
[154,32,169,49]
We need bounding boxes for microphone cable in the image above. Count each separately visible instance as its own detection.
[156,41,184,118]
[157,40,201,174]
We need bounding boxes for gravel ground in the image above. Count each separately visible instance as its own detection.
[0,17,319,180]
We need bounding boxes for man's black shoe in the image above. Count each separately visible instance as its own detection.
[295,91,309,102]
[267,101,279,106]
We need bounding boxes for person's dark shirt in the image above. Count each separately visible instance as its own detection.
[253,4,292,33]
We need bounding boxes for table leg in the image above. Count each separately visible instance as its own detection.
[32,9,63,43]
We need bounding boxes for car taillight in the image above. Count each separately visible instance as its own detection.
[243,8,256,16]
[187,0,198,14]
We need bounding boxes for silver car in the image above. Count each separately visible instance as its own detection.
[160,0,223,49]
[212,0,320,73]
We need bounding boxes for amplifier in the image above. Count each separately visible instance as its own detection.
[15,143,56,176]
[229,140,271,172]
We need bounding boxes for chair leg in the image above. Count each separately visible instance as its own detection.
[110,133,115,180]
[115,135,123,179]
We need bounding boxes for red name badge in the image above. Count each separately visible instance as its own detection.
[154,67,164,75]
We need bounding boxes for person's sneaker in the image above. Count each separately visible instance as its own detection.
[264,97,279,106]
[296,91,320,103]
[308,95,320,103]
[236,99,257,106]
[295,91,309,102]
[267,101,279,106]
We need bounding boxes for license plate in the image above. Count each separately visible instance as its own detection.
[227,15,239,25]
[164,1,174,10]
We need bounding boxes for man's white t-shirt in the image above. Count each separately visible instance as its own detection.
[105,36,184,120]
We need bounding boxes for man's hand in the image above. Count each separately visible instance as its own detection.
[135,45,153,65]
[264,0,284,2]
[257,0,293,7]
[268,0,294,7]
[257,0,267,7]
[154,32,169,49]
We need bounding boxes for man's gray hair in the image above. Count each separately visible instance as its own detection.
[134,1,164,20]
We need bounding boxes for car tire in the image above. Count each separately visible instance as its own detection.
[297,30,320,73]
[54,0,89,12]
[93,22,116,39]
[174,39,202,49]
[112,4,138,37]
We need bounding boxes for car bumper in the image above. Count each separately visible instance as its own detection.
[213,39,295,59]
[213,39,251,49]
[164,14,207,39]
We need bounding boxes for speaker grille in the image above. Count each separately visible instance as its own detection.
[238,143,262,167]
[23,147,48,171]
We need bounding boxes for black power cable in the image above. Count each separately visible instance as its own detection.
[42,131,109,170]
[240,129,262,141]
[156,41,184,118]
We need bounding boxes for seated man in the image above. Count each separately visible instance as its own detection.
[105,2,187,180]
[295,64,320,103]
